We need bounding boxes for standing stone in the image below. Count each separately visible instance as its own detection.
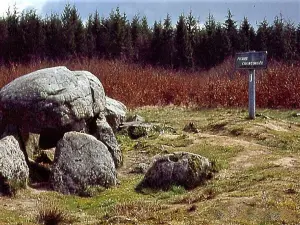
[50,132,117,195]
[19,131,40,160]
[93,116,123,168]
[105,97,127,132]
[0,135,29,195]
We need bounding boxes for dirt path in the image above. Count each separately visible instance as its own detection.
[191,132,270,170]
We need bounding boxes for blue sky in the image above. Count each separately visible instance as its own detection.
[0,1,299,28]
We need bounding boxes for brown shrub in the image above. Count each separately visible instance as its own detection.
[0,58,299,109]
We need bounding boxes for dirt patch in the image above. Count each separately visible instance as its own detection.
[160,134,181,139]
[230,149,269,170]
[272,157,299,168]
[188,132,271,177]
[192,133,265,150]
[258,122,289,132]
[0,194,39,218]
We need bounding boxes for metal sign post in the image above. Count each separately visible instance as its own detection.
[249,69,255,119]
[235,51,267,120]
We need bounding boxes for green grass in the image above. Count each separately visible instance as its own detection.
[0,208,35,225]
[156,134,193,147]
[2,107,300,224]
[258,130,300,152]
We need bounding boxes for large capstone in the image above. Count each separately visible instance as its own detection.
[50,132,117,195]
[0,66,106,134]
[0,135,29,196]
[136,152,216,191]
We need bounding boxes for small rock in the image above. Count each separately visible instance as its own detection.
[183,122,199,133]
[130,163,149,174]
[128,124,151,139]
[35,149,55,164]
[136,152,216,191]
[187,205,197,212]
[256,113,270,119]
[284,188,297,194]
[292,112,300,117]
[120,122,152,139]
[126,114,145,123]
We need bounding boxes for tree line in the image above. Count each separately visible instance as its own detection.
[0,4,299,69]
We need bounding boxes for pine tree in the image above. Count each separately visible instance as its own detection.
[297,24,300,59]
[239,17,251,51]
[150,20,163,65]
[238,17,256,52]
[5,5,23,62]
[91,11,106,57]
[256,19,271,51]
[100,17,112,58]
[108,7,127,59]
[130,15,141,61]
[61,4,84,57]
[186,11,197,46]
[141,16,150,37]
[0,17,8,63]
[186,11,197,68]
[74,15,86,56]
[19,9,45,61]
[203,13,217,68]
[44,13,63,59]
[205,13,216,36]
[249,26,256,51]
[269,15,285,60]
[224,10,239,55]
[138,16,151,64]
[123,21,134,61]
[174,14,192,69]
[193,28,205,68]
[283,21,297,61]
[85,14,95,58]
[214,23,230,64]
[161,14,174,67]
[61,4,76,56]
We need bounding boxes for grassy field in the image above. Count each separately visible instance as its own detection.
[1,106,300,224]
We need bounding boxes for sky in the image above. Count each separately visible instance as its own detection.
[0,0,299,28]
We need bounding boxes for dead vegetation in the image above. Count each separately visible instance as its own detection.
[1,59,300,108]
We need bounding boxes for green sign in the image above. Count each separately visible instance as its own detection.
[235,51,267,70]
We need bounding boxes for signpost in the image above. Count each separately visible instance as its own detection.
[235,51,267,119]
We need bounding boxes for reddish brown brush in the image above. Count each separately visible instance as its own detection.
[0,58,299,109]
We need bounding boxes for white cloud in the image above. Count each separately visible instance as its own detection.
[0,0,48,17]
[197,22,205,30]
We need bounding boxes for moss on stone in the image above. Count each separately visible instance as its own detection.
[186,154,217,189]
[128,126,148,139]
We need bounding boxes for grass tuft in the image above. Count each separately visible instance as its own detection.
[36,204,75,225]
